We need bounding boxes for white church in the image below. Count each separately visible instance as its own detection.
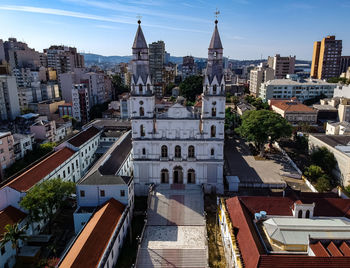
[130,19,225,195]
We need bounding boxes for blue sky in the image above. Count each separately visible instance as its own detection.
[0,0,349,60]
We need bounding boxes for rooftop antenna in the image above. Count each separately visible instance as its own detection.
[136,14,142,24]
[214,8,220,24]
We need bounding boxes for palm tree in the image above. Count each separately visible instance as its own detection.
[0,223,27,258]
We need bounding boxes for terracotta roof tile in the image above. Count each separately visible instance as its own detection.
[340,242,350,256]
[59,198,125,268]
[310,242,329,257]
[0,206,26,238]
[327,241,343,256]
[258,255,350,267]
[5,147,75,192]
[68,126,100,147]
[272,100,316,113]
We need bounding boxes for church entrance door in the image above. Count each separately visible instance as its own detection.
[173,166,183,184]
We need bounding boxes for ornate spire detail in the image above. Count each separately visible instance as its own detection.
[209,20,223,49]
[132,20,148,49]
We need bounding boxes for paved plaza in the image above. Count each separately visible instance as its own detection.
[135,184,208,267]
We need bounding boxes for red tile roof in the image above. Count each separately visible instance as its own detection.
[68,126,100,147]
[327,242,343,256]
[271,99,316,113]
[310,242,330,257]
[59,198,125,268]
[340,242,350,256]
[0,206,26,238]
[5,147,75,192]
[225,196,350,268]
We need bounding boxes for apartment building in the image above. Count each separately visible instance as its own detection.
[0,75,20,120]
[340,56,350,74]
[249,62,274,96]
[72,84,89,123]
[149,41,165,97]
[30,119,56,142]
[182,56,197,79]
[267,54,296,79]
[13,133,34,160]
[259,75,336,102]
[0,132,15,173]
[311,36,342,79]
[37,100,65,120]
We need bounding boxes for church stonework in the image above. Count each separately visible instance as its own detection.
[131,20,225,195]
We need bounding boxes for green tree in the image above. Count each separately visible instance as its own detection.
[179,75,203,102]
[111,74,129,99]
[315,175,332,192]
[165,83,176,95]
[89,102,109,120]
[304,165,325,183]
[327,77,350,85]
[20,178,75,234]
[62,115,78,129]
[311,147,337,175]
[236,110,292,156]
[225,107,241,131]
[0,223,27,258]
[39,142,56,152]
[231,96,239,106]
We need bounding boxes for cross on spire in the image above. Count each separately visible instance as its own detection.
[137,14,142,24]
[214,8,220,24]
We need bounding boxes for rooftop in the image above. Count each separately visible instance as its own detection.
[4,147,75,192]
[310,134,350,148]
[313,104,338,111]
[67,126,100,147]
[0,132,11,139]
[225,195,350,268]
[58,198,125,268]
[265,78,335,86]
[271,100,316,113]
[0,206,27,238]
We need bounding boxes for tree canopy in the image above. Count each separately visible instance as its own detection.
[111,74,129,99]
[179,75,203,102]
[311,147,337,175]
[244,95,269,110]
[20,178,75,233]
[236,110,292,155]
[0,223,27,257]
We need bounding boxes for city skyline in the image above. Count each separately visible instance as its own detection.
[0,0,350,60]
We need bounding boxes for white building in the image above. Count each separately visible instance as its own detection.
[131,21,225,195]
[72,83,89,123]
[59,126,101,176]
[0,75,20,120]
[259,75,336,102]
[55,121,73,142]
[74,131,133,233]
[326,121,350,135]
[249,62,274,97]
[13,133,34,160]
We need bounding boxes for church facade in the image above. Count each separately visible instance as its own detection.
[130,20,225,195]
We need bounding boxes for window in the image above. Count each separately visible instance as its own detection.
[80,190,85,197]
[305,210,310,218]
[161,169,169,183]
[100,190,105,197]
[1,246,5,255]
[120,190,125,197]
[213,85,217,94]
[188,145,195,158]
[142,148,146,155]
[161,145,168,158]
[211,148,215,156]
[211,125,216,138]
[76,159,79,168]
[187,169,195,184]
[63,170,66,178]
[175,145,181,158]
[212,107,216,117]
[72,163,74,171]
[139,84,143,93]
[140,125,145,137]
[139,107,144,116]
[68,166,70,174]
[81,222,86,226]
[147,84,151,91]
[298,210,302,218]
[221,85,224,91]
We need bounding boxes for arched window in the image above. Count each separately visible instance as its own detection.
[213,85,217,94]
[142,148,146,155]
[139,84,143,93]
[305,210,310,218]
[175,145,181,158]
[147,84,151,91]
[298,210,302,218]
[161,169,169,183]
[139,107,144,116]
[187,169,195,184]
[211,148,215,156]
[211,125,216,138]
[140,125,145,137]
[212,107,216,117]
[221,85,224,92]
[137,51,141,59]
[161,145,168,158]
[188,145,195,158]
[213,51,217,58]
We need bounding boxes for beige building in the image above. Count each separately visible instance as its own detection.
[267,54,296,79]
[320,97,350,122]
[311,36,342,79]
[309,134,350,186]
[0,75,20,120]
[37,100,65,120]
[340,66,350,80]
[0,132,15,177]
[249,63,274,96]
[30,119,56,142]
[270,99,317,125]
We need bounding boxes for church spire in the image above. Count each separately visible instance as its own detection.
[209,20,223,50]
[132,20,148,49]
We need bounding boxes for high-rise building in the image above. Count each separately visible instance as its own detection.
[131,19,225,195]
[72,84,89,123]
[0,40,5,62]
[44,45,84,75]
[0,75,20,120]
[311,36,342,79]
[267,54,296,79]
[340,56,350,75]
[149,41,165,97]
[182,56,197,79]
[249,63,274,97]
